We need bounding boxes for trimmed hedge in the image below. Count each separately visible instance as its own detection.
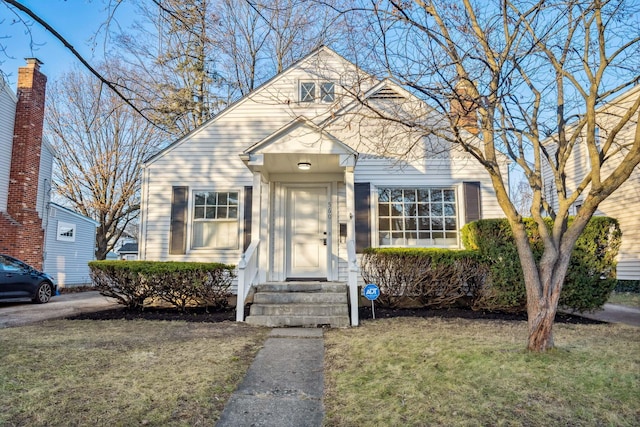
[361,248,488,308]
[615,280,640,293]
[461,216,621,312]
[89,261,235,310]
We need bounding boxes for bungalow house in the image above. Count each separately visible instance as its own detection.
[139,46,507,327]
[542,85,640,282]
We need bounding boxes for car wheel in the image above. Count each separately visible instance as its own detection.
[33,282,53,304]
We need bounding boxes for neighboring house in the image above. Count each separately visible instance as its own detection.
[117,242,138,261]
[542,85,640,281]
[0,59,49,270]
[43,203,99,286]
[1,59,98,285]
[139,46,507,326]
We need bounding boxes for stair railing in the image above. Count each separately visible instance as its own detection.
[236,240,260,322]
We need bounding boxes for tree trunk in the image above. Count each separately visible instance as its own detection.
[527,300,557,351]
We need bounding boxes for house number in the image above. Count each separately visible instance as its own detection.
[327,201,332,219]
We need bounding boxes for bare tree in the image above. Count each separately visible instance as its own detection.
[46,65,165,259]
[213,0,342,98]
[337,0,640,351]
[107,0,225,136]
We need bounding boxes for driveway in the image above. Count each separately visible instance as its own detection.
[0,291,118,328]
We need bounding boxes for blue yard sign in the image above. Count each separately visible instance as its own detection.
[364,284,380,301]
[363,284,380,319]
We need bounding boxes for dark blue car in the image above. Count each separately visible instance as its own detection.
[0,254,57,303]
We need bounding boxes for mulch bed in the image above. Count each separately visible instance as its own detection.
[66,302,604,325]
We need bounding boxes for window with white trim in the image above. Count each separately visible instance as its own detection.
[377,187,458,247]
[57,221,76,242]
[300,82,316,102]
[192,191,239,249]
[320,82,335,102]
[299,81,335,103]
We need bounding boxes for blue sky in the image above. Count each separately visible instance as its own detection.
[1,0,133,90]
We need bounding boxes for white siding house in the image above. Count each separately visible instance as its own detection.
[139,46,507,325]
[542,85,640,281]
[43,203,99,287]
[0,75,17,213]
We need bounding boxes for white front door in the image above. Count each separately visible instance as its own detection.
[286,187,328,279]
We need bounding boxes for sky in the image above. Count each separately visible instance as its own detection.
[0,0,134,91]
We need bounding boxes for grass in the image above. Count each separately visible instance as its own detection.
[324,317,640,427]
[0,320,269,426]
[608,291,640,308]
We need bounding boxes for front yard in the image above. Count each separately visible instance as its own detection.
[1,314,638,426]
[0,320,269,426]
[324,317,639,426]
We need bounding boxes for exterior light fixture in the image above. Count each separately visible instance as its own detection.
[297,162,311,170]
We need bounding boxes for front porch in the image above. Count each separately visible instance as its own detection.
[235,118,361,326]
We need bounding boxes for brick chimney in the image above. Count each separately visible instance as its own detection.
[450,79,479,136]
[0,58,47,269]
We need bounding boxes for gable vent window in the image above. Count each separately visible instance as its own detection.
[57,221,76,242]
[192,191,239,249]
[377,187,458,247]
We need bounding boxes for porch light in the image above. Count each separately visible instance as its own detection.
[297,162,311,170]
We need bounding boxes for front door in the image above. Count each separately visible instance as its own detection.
[286,187,328,279]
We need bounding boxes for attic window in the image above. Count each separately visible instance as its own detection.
[300,81,335,103]
[300,82,315,102]
[320,82,335,102]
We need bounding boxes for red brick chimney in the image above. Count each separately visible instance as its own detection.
[450,79,479,136]
[0,58,47,269]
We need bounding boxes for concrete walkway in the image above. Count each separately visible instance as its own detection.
[570,303,640,327]
[216,328,324,427]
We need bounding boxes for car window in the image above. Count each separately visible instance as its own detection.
[0,256,25,273]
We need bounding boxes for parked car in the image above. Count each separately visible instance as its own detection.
[0,254,57,303]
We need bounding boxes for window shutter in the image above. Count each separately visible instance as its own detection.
[243,186,252,252]
[169,186,188,255]
[354,182,371,253]
[463,181,482,223]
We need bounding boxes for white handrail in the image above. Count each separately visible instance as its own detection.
[236,240,260,322]
[347,239,359,326]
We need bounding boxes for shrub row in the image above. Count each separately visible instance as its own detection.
[362,217,621,313]
[361,248,489,309]
[89,261,235,310]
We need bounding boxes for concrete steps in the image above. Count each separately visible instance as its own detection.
[245,282,350,328]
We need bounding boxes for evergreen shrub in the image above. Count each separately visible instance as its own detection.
[461,216,621,312]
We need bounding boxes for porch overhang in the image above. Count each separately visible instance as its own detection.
[240,117,357,175]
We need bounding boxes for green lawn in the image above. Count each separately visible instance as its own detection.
[608,291,640,308]
[324,317,640,426]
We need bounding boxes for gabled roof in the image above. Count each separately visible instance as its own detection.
[243,117,357,156]
[49,203,100,226]
[143,45,363,166]
[118,242,138,254]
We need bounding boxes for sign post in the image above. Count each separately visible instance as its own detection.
[363,284,380,319]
